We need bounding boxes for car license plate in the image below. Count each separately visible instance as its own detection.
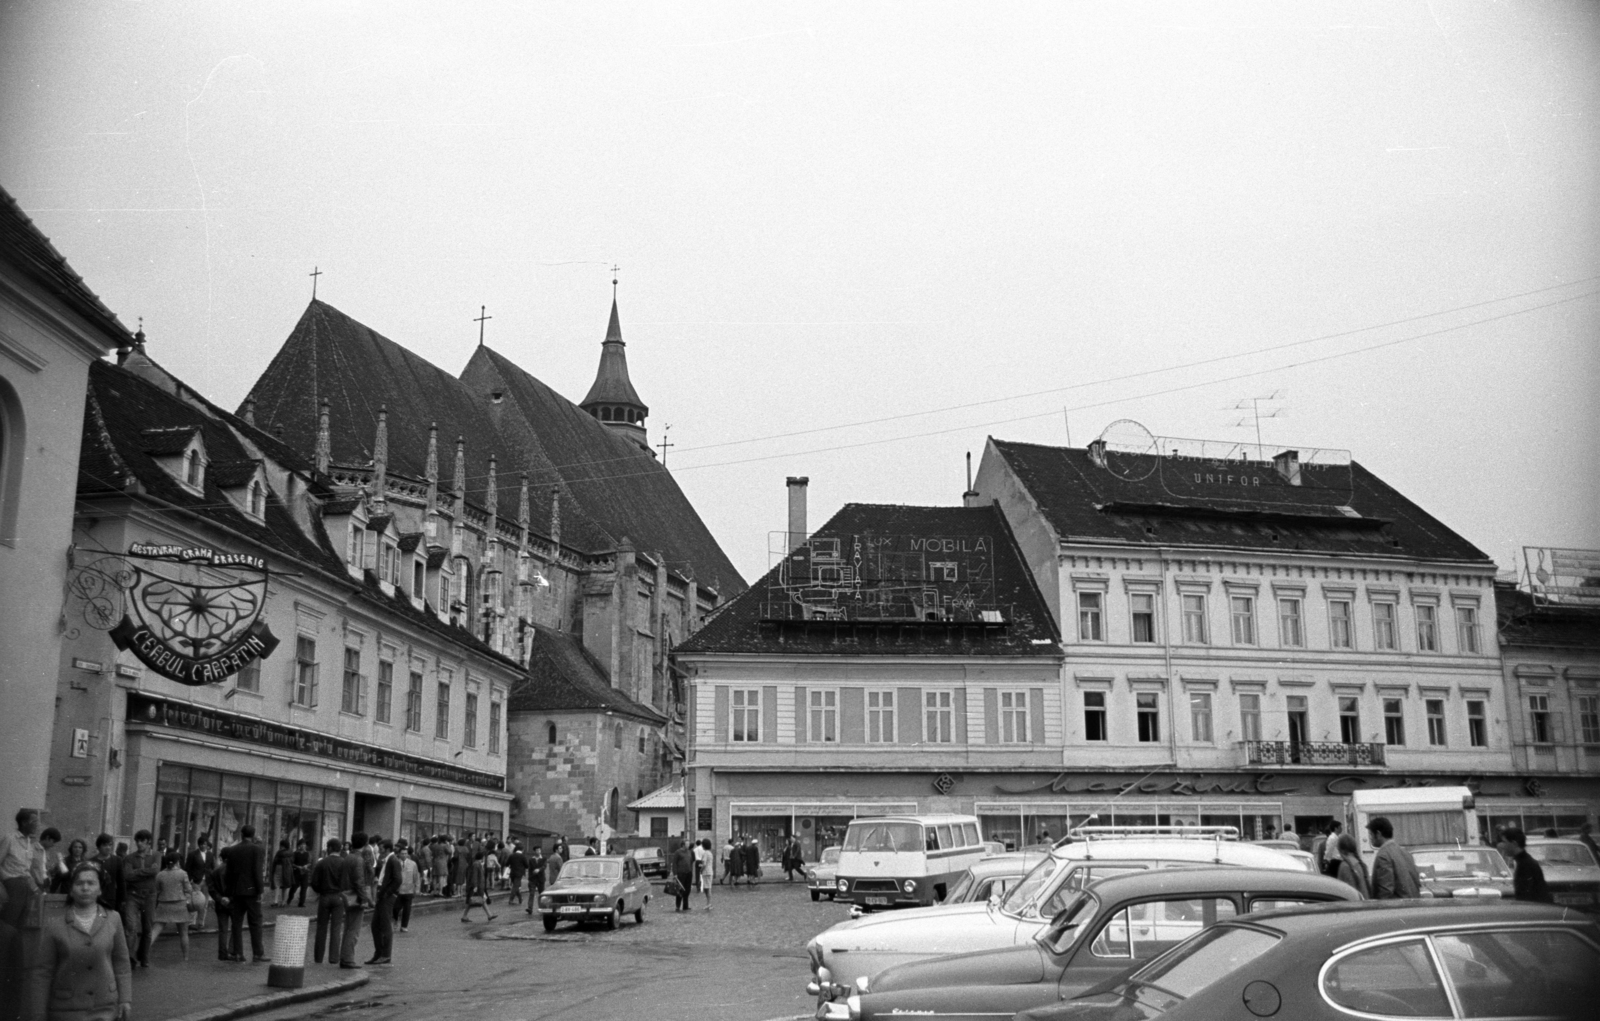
[1554,893,1592,906]
[865,896,889,905]
[558,906,585,914]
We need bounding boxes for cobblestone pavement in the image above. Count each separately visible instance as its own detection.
[242,880,853,1021]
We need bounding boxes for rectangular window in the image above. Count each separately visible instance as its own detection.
[348,528,365,569]
[341,647,366,716]
[375,659,393,724]
[1181,594,1207,644]
[435,681,450,740]
[1578,696,1600,745]
[1384,698,1405,746]
[1230,596,1256,645]
[731,688,761,742]
[1416,604,1438,652]
[1339,696,1361,744]
[1239,693,1262,742]
[1529,694,1551,744]
[1084,691,1107,741]
[1329,599,1353,649]
[293,636,318,707]
[867,690,895,743]
[234,658,260,693]
[412,560,424,597]
[1078,592,1103,642]
[1426,698,1447,746]
[925,691,954,743]
[1137,692,1161,743]
[1467,699,1487,747]
[999,690,1030,743]
[1130,593,1156,643]
[1455,606,1480,653]
[489,700,502,754]
[1190,692,1213,743]
[405,671,423,732]
[1278,598,1303,647]
[1373,602,1397,651]
[808,689,838,743]
[464,691,478,748]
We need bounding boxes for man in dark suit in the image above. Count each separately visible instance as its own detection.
[221,824,268,962]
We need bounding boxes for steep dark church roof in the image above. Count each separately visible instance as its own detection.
[242,300,744,596]
[579,298,645,410]
[678,503,1061,658]
[1,186,131,343]
[508,623,666,723]
[988,439,1491,563]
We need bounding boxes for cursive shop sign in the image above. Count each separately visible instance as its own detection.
[987,771,1548,799]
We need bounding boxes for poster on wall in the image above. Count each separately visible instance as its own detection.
[105,542,279,685]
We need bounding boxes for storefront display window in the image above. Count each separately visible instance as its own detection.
[155,763,345,853]
[400,799,503,847]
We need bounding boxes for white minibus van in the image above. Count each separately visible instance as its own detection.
[834,814,986,909]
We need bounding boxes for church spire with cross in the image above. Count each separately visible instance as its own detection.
[579,267,651,452]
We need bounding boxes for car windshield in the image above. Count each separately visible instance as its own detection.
[1127,925,1281,1003]
[1001,856,1059,914]
[821,847,840,864]
[843,822,922,852]
[1040,892,1097,954]
[1527,842,1599,868]
[1414,848,1510,879]
[556,860,621,882]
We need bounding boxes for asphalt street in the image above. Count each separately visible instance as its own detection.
[245,879,846,1021]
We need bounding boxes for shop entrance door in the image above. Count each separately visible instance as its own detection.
[354,794,396,843]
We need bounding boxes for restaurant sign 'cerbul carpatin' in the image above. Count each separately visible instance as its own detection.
[110,542,279,685]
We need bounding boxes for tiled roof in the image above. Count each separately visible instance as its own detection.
[0,186,130,345]
[507,622,666,722]
[398,533,423,553]
[208,459,261,489]
[139,426,199,455]
[676,503,1062,658]
[988,440,1491,563]
[1496,582,1600,651]
[627,779,684,811]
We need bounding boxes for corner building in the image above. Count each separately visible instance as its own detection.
[971,435,1552,839]
[675,500,1065,860]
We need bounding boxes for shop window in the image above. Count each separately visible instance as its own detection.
[1083,691,1107,741]
[1277,597,1302,647]
[405,671,423,732]
[1230,596,1255,645]
[1137,692,1161,742]
[999,690,1030,743]
[293,636,318,707]
[1339,696,1361,744]
[1329,599,1353,649]
[1181,594,1207,644]
[867,690,895,743]
[375,659,393,724]
[1415,603,1439,652]
[1190,692,1213,743]
[1467,699,1487,747]
[1373,602,1397,650]
[731,688,761,742]
[1078,592,1103,641]
[1455,605,1480,653]
[808,689,838,743]
[1384,698,1405,746]
[925,691,954,743]
[1130,593,1157,643]
[464,691,478,747]
[1426,698,1446,746]
[1239,693,1261,742]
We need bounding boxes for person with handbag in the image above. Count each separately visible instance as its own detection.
[183,835,215,930]
[308,839,346,965]
[337,836,369,969]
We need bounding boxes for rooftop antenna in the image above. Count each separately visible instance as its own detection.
[1228,390,1285,458]
[965,451,973,492]
[309,266,322,299]
[474,305,492,347]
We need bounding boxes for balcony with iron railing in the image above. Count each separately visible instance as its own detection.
[1242,740,1386,768]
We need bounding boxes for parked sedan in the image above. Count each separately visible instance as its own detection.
[1412,844,1514,900]
[536,854,652,931]
[831,868,1357,1021]
[1013,900,1600,1021]
[809,847,842,901]
[631,847,667,879]
[1526,836,1600,911]
[944,851,1049,906]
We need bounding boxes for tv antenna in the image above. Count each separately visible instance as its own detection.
[1228,391,1285,457]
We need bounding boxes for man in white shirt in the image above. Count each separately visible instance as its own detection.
[0,808,46,926]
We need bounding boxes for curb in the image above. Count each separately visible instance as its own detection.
[158,971,371,1021]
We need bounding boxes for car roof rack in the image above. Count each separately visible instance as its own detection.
[1062,825,1240,861]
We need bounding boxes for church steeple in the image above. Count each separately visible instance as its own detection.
[580,276,649,451]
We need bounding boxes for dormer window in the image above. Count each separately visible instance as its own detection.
[184,450,201,486]
[248,480,265,518]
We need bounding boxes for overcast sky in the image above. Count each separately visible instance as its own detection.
[3,1,1595,584]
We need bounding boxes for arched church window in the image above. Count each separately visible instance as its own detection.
[547,722,557,744]
[600,407,612,421]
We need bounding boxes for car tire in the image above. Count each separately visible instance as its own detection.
[541,916,556,933]
[634,900,645,924]
[810,890,820,902]
[606,905,620,930]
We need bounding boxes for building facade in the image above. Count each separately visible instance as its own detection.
[676,497,1066,860]
[971,433,1569,839]
[243,296,743,841]
[0,190,123,831]
[52,352,516,851]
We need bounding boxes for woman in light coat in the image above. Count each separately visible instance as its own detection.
[32,862,132,1021]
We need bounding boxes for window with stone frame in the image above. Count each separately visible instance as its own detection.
[1277,597,1303,647]
[731,688,761,742]
[1383,698,1405,746]
[464,691,478,748]
[1329,599,1353,649]
[405,671,423,732]
[925,690,954,743]
[1230,596,1256,645]
[1339,696,1361,744]
[1078,591,1104,641]
[435,680,451,740]
[341,647,366,715]
[1083,691,1107,741]
[999,690,1030,743]
[1130,593,1157,643]
[1136,692,1161,742]
[1190,692,1213,743]
[867,690,895,743]
[1466,699,1487,747]
[1455,605,1480,654]
[1415,603,1439,652]
[293,635,318,707]
[1578,696,1600,745]
[1373,601,1398,651]
[1181,594,1208,644]
[1239,693,1262,741]
[375,658,393,724]
[1426,698,1447,746]
[809,689,839,743]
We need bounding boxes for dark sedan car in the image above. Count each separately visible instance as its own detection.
[1014,900,1600,1021]
[838,868,1358,1021]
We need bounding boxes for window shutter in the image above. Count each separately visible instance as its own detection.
[841,687,865,744]
[954,689,968,744]
[897,688,922,743]
[795,686,808,743]
[714,686,729,744]
[983,688,999,744]
[762,686,778,743]
[1030,687,1046,744]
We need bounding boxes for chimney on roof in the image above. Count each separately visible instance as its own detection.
[314,398,331,474]
[1272,449,1302,486]
[241,396,256,426]
[963,451,983,508]
[786,476,809,552]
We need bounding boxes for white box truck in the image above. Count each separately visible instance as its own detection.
[1345,786,1478,864]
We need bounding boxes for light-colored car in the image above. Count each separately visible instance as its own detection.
[806,831,1305,998]
[809,846,842,901]
[1411,844,1514,900]
[944,851,1049,905]
[1526,836,1600,911]
[1250,839,1317,873]
[536,854,652,931]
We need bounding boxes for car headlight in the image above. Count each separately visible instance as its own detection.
[807,870,817,880]
[902,879,917,894]
[538,896,551,907]
[837,878,848,892]
[593,893,607,903]
[855,976,870,993]
[846,992,862,1020]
